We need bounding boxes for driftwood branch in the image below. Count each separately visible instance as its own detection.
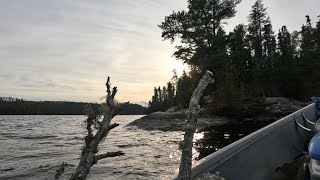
[108,123,120,131]
[69,77,123,180]
[95,151,125,161]
[177,71,214,180]
[54,162,68,180]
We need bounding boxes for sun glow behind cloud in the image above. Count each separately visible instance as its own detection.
[171,60,190,76]
[0,0,319,103]
[0,0,187,103]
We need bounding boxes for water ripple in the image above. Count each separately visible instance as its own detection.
[0,115,182,180]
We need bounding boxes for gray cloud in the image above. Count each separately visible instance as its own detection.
[0,0,318,102]
[0,0,187,102]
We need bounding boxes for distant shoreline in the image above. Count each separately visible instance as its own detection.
[0,97,146,115]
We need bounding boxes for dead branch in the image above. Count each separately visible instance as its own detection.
[69,77,123,180]
[54,162,67,180]
[108,123,120,131]
[95,151,125,161]
[177,71,214,180]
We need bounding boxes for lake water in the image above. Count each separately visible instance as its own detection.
[0,115,185,180]
[0,115,269,180]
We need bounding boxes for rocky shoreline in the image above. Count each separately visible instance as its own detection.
[127,112,231,131]
[127,97,309,131]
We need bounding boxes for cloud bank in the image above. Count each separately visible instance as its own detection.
[0,0,318,102]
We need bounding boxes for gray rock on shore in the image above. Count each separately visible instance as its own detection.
[127,109,231,131]
[127,97,309,131]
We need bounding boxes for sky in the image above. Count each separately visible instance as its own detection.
[0,0,319,103]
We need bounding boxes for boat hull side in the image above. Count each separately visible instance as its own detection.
[191,103,316,180]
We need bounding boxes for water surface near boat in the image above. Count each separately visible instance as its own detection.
[0,115,270,179]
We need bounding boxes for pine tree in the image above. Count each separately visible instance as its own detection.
[159,0,241,73]
[248,0,268,68]
[315,17,320,57]
[171,69,179,86]
[277,26,295,65]
[300,15,318,97]
[301,15,316,62]
[149,87,160,112]
[228,24,252,82]
[247,0,271,96]
[162,86,168,109]
[274,25,303,97]
[262,23,276,69]
[176,71,193,108]
[167,82,175,108]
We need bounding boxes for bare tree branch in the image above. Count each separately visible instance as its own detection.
[108,123,120,131]
[177,71,214,180]
[69,77,123,180]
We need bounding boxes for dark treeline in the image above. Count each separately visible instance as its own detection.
[0,97,87,115]
[148,80,176,113]
[148,0,320,114]
[147,70,194,113]
[0,97,146,115]
[118,103,147,115]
